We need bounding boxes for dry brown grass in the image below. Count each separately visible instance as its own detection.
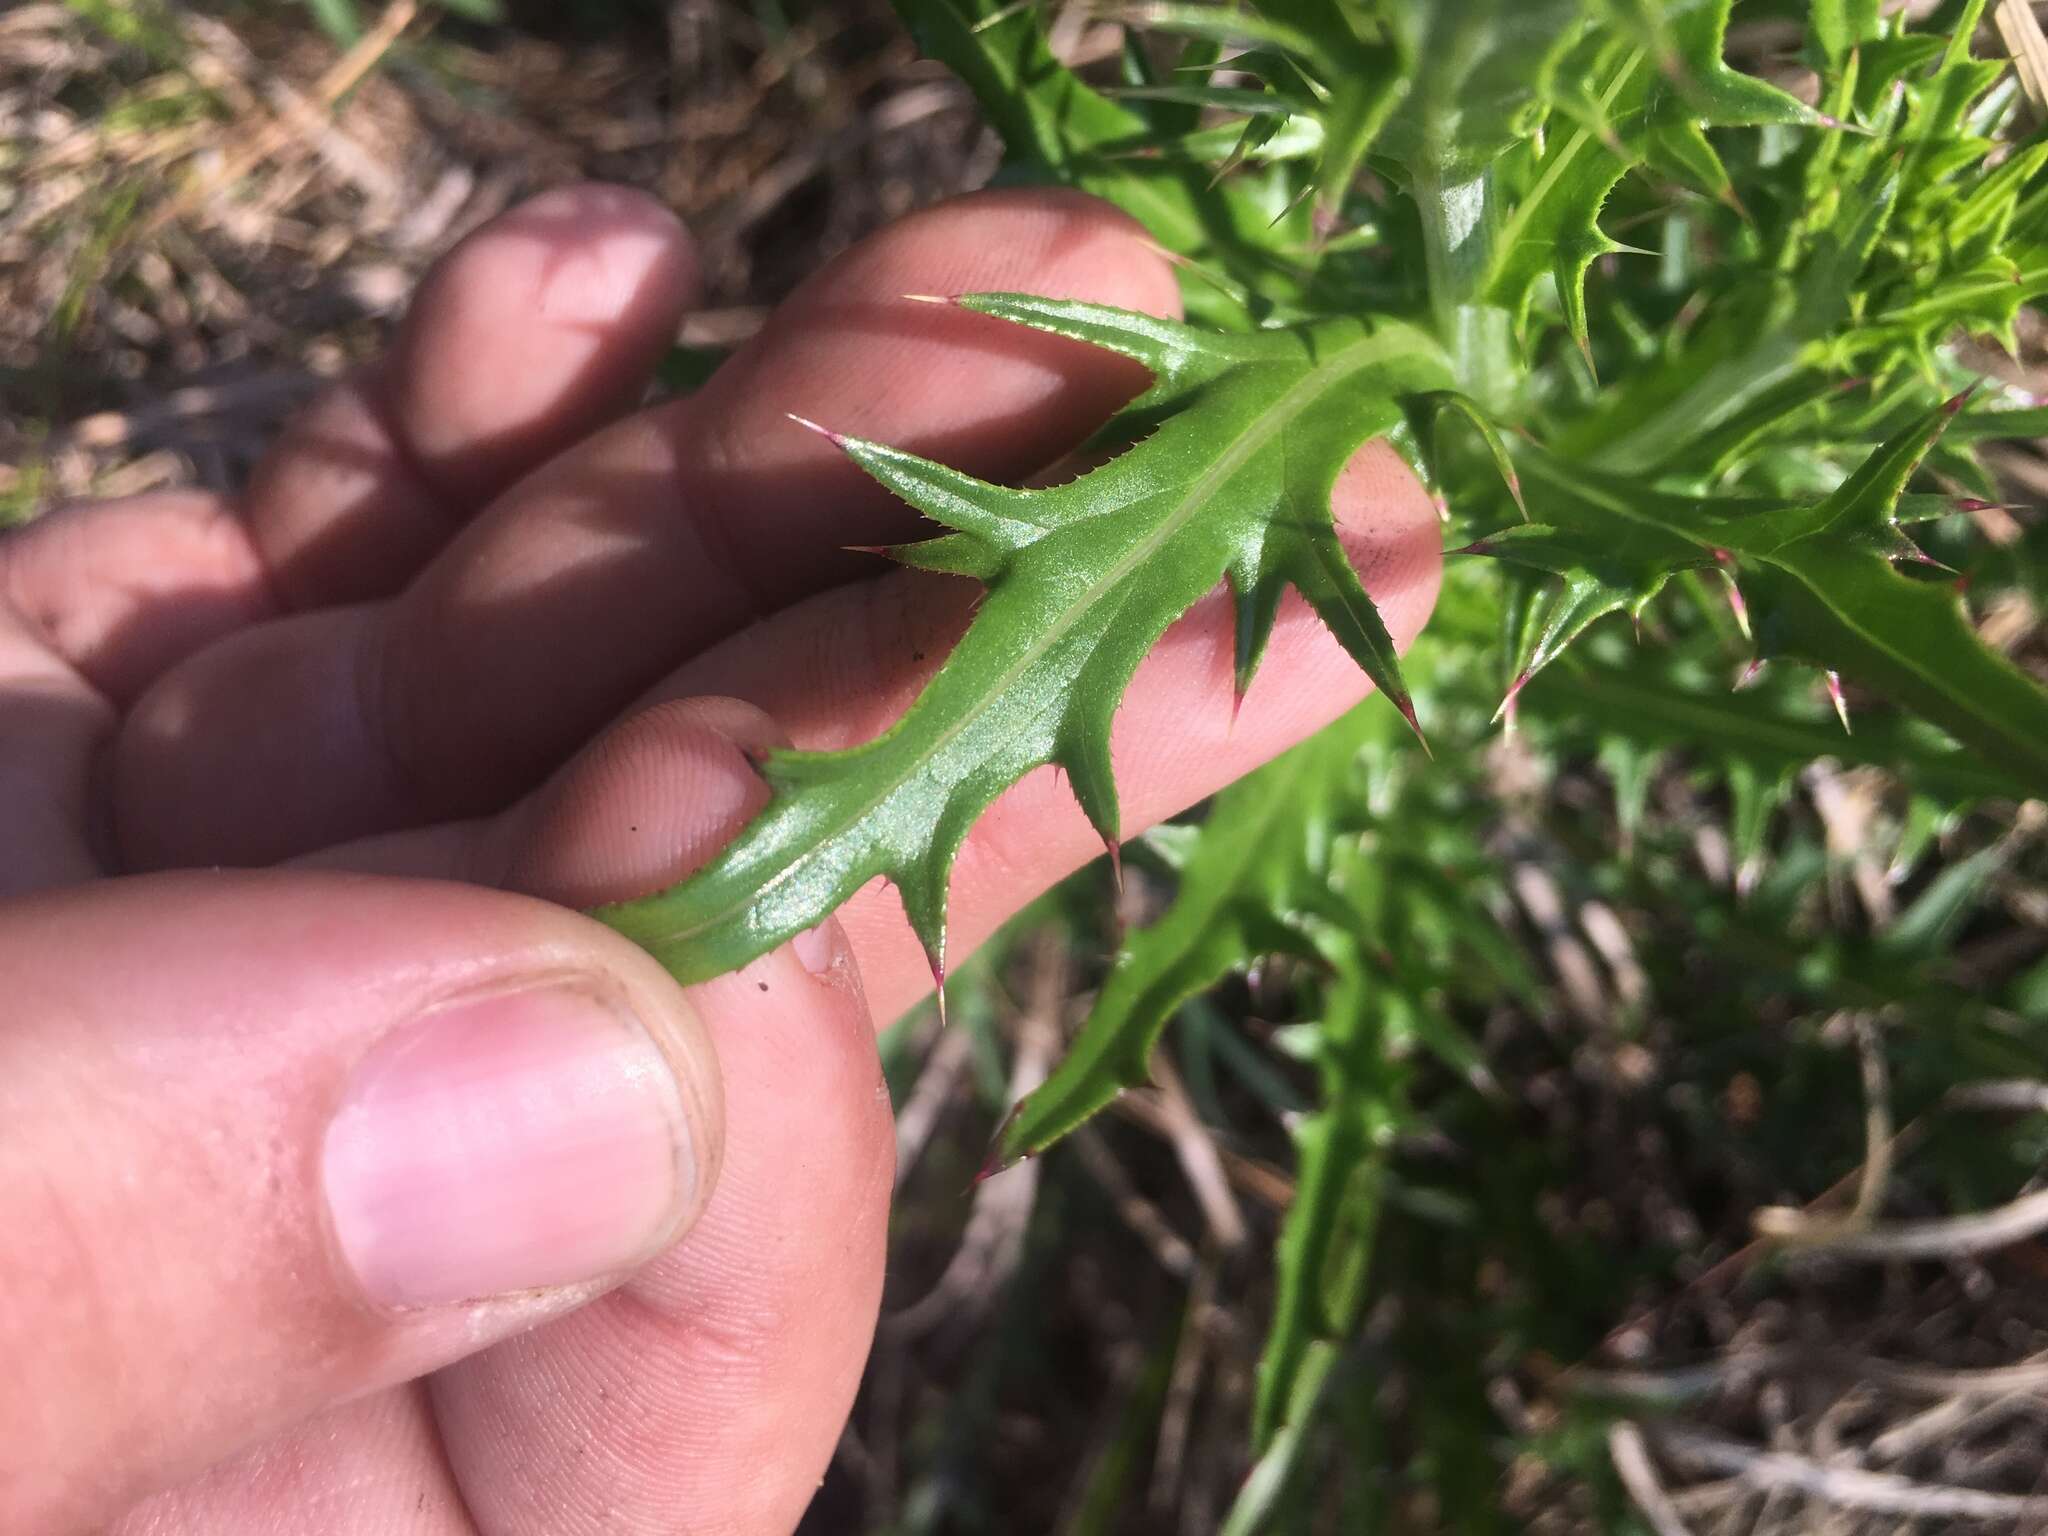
[0,0,991,518]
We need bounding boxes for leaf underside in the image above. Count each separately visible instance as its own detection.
[594,296,1456,984]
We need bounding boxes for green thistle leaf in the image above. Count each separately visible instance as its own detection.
[595,297,1454,985]
[887,0,1317,322]
[1254,963,1390,1448]
[995,705,1381,1167]
[1484,399,2048,788]
[1484,0,1824,362]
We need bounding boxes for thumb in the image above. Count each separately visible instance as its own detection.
[0,870,722,1535]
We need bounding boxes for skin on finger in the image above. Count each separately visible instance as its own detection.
[244,184,701,609]
[107,1389,472,1536]
[0,873,721,1534]
[113,606,404,870]
[425,701,893,1536]
[274,696,779,896]
[0,490,273,893]
[0,603,116,895]
[0,491,273,705]
[495,696,786,906]
[113,188,1181,870]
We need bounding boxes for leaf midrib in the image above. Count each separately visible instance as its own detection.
[1486,48,1643,280]
[653,327,1405,948]
[1520,453,1712,552]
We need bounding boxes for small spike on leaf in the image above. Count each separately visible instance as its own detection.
[1896,544,1956,573]
[967,0,1033,34]
[1493,669,1530,730]
[976,1096,1031,1183]
[1826,671,1852,734]
[1714,554,1752,640]
[926,941,948,1028]
[1394,694,1431,758]
[1574,328,1599,387]
[971,1143,1015,1189]
[786,412,845,447]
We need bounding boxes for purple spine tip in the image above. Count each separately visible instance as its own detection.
[1725,581,1750,633]
[1825,671,1851,734]
[976,1099,1031,1188]
[1396,694,1433,758]
[1494,669,1529,730]
[786,412,846,448]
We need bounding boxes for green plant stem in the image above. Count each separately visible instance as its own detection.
[1413,163,1516,413]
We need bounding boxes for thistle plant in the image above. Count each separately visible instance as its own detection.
[596,0,2048,1508]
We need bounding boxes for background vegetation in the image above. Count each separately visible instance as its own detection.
[7,2,2048,1531]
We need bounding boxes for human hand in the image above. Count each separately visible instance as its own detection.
[0,183,1439,1533]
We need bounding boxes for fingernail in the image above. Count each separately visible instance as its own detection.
[322,977,698,1308]
[539,227,677,325]
[792,917,849,977]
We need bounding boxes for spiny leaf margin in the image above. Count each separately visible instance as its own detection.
[593,295,1459,987]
